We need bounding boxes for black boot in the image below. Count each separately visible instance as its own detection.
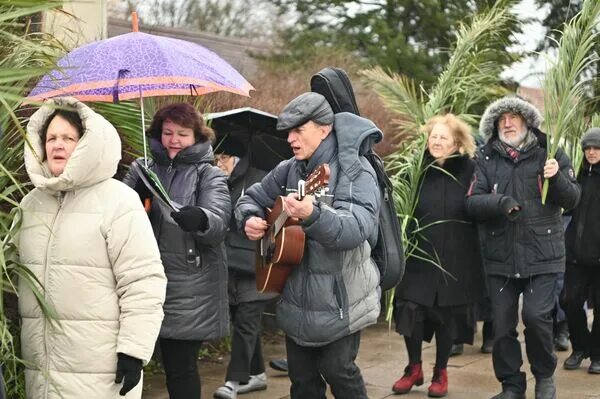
[449,343,464,357]
[554,321,569,352]
[481,321,494,354]
[490,390,525,399]
[534,376,556,399]
[563,351,587,370]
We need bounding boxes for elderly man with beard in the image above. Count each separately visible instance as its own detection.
[466,96,580,399]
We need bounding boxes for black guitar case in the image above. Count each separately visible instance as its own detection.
[310,67,405,291]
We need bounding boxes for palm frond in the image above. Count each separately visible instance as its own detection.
[359,67,425,135]
[0,1,66,396]
[541,1,600,202]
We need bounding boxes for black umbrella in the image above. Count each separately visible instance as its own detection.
[205,107,292,172]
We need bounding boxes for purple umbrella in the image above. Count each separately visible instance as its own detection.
[27,14,254,166]
[27,14,254,103]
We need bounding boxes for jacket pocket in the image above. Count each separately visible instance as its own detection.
[333,275,347,320]
[527,224,565,263]
[186,236,202,269]
[483,226,510,263]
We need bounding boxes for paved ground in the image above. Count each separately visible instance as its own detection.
[143,320,600,399]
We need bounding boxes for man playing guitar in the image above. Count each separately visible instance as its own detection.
[236,92,382,399]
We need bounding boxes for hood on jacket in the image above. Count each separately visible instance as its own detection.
[24,97,121,193]
[479,96,543,142]
[334,112,383,180]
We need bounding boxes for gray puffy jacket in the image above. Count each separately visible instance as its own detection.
[124,138,231,340]
[236,113,382,347]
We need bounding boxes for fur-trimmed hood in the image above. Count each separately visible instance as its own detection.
[479,96,543,142]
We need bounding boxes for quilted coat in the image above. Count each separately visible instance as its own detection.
[17,97,167,399]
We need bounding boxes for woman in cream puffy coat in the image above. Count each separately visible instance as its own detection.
[16,97,167,399]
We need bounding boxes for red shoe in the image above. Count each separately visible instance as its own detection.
[392,362,424,394]
[427,367,448,397]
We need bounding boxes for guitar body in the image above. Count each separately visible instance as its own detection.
[255,164,330,294]
[256,197,306,293]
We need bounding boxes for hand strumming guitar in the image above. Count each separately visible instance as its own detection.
[245,216,268,240]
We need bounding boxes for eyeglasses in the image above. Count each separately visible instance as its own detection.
[215,154,232,165]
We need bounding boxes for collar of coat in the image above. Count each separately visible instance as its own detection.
[24,97,121,194]
[579,160,600,178]
[480,127,547,160]
[228,154,251,185]
[297,130,337,178]
[423,151,471,176]
[150,137,215,167]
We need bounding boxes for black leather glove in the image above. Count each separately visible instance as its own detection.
[115,353,143,396]
[132,178,152,202]
[171,206,208,232]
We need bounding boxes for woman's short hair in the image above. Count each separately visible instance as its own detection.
[40,109,84,161]
[148,103,215,144]
[423,113,475,157]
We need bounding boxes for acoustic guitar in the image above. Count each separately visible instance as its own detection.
[256,164,331,293]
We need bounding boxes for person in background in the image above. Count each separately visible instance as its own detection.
[213,137,277,399]
[466,96,580,399]
[562,127,600,374]
[17,97,166,399]
[392,114,483,398]
[124,103,231,399]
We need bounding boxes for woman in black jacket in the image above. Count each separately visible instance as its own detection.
[124,103,231,399]
[562,127,600,374]
[392,114,483,398]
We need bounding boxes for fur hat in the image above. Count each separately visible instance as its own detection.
[479,96,543,141]
[581,127,600,149]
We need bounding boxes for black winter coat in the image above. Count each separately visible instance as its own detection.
[226,156,267,274]
[123,138,231,340]
[466,129,580,277]
[565,160,600,266]
[396,154,483,307]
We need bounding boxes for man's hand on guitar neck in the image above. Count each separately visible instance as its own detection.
[284,193,314,220]
[245,216,268,240]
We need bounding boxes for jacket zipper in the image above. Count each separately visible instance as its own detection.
[43,192,64,398]
[511,165,519,277]
[334,277,344,320]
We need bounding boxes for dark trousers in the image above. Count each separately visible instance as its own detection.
[286,332,367,399]
[488,274,557,394]
[226,300,268,382]
[159,338,203,399]
[564,263,600,360]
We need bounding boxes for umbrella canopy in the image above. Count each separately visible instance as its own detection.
[206,107,292,172]
[27,30,254,102]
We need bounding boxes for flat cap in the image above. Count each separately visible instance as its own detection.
[581,127,600,149]
[276,92,334,131]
